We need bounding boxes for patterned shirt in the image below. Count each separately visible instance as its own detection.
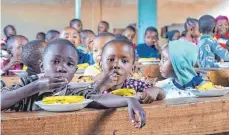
[1,75,98,112]
[197,34,229,68]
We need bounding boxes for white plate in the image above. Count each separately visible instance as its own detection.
[216,63,229,68]
[9,70,28,77]
[191,89,229,97]
[69,82,91,88]
[35,99,93,112]
[140,61,160,65]
[76,69,85,74]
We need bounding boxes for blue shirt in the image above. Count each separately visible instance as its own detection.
[197,34,229,68]
[77,49,94,65]
[136,43,159,58]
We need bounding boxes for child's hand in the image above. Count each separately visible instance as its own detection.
[127,98,146,128]
[140,87,165,104]
[144,77,157,85]
[34,77,68,92]
[8,57,21,68]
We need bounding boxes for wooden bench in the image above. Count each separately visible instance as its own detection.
[2,95,229,135]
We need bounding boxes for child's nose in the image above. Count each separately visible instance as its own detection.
[57,66,67,73]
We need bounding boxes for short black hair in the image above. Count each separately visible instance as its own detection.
[70,19,82,27]
[3,25,16,38]
[43,38,78,59]
[79,29,95,41]
[36,32,46,40]
[125,25,136,33]
[184,17,198,31]
[100,21,109,28]
[22,40,44,70]
[46,30,60,41]
[144,27,158,38]
[6,35,28,50]
[199,15,216,34]
[96,32,115,38]
[102,39,136,63]
[115,34,132,44]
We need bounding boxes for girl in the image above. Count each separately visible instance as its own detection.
[166,30,180,42]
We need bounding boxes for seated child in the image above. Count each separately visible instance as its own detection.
[98,21,109,34]
[0,35,28,76]
[60,26,90,64]
[36,32,46,41]
[180,17,200,45]
[3,25,17,41]
[79,29,96,65]
[93,39,165,103]
[156,40,201,99]
[22,40,47,76]
[84,32,115,77]
[1,38,146,128]
[197,15,229,68]
[166,30,180,41]
[122,25,136,47]
[45,30,60,42]
[70,18,83,33]
[214,15,229,49]
[136,27,160,58]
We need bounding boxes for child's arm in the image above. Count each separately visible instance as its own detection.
[1,77,67,110]
[211,42,229,61]
[1,57,21,74]
[140,87,166,104]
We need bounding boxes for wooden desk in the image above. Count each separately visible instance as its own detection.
[2,95,229,135]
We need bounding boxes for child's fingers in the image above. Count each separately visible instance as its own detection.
[137,110,146,128]
[128,105,136,123]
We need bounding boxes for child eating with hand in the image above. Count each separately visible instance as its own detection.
[1,38,146,128]
[0,35,28,76]
[197,15,229,68]
[22,40,47,76]
[94,39,165,103]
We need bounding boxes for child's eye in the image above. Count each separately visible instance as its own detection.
[65,35,69,38]
[94,49,98,53]
[107,58,114,62]
[52,59,59,64]
[122,60,129,64]
[67,62,74,67]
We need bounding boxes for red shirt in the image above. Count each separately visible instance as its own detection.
[0,60,23,76]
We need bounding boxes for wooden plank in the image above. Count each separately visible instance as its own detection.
[2,95,229,135]
[1,76,20,86]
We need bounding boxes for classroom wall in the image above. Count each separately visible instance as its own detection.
[1,0,229,41]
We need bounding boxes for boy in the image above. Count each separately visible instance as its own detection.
[22,40,47,76]
[1,38,146,128]
[70,18,83,33]
[98,21,109,34]
[197,15,229,68]
[136,27,160,58]
[122,25,136,44]
[45,30,60,42]
[94,39,165,103]
[36,32,46,41]
[0,35,28,76]
[84,32,115,77]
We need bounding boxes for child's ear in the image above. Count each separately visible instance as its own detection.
[130,65,136,75]
[39,60,44,72]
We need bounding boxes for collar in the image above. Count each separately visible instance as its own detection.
[172,75,204,90]
[199,34,214,40]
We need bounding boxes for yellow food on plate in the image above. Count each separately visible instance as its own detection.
[111,88,135,96]
[42,96,85,104]
[76,76,93,83]
[196,82,215,91]
[77,63,89,69]
[138,58,160,62]
[23,65,28,71]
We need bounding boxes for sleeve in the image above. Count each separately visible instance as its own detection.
[211,41,229,61]
[134,79,151,92]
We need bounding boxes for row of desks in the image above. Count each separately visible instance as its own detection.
[2,95,229,135]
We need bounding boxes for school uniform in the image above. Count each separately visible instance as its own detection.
[136,43,159,58]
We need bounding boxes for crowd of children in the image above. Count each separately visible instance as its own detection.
[1,14,229,128]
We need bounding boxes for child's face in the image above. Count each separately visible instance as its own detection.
[92,36,115,64]
[82,33,96,52]
[101,42,134,85]
[216,19,229,35]
[188,24,200,38]
[159,47,175,78]
[36,34,44,41]
[41,44,78,82]
[9,38,28,59]
[71,22,82,33]
[98,23,108,34]
[172,32,180,40]
[144,31,158,46]
[60,27,80,48]
[123,29,135,42]
[6,27,16,38]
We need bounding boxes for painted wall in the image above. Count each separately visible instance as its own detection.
[1,0,229,42]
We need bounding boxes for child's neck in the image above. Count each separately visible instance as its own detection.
[185,32,195,40]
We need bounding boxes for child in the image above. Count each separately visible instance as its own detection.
[197,15,229,68]
[98,21,109,34]
[122,25,136,44]
[214,15,229,49]
[45,30,60,42]
[156,40,201,99]
[136,27,160,58]
[166,30,180,41]
[70,18,83,33]
[3,25,17,40]
[22,40,47,76]
[36,32,46,41]
[0,35,28,76]
[180,17,200,45]
[84,32,115,77]
[94,39,165,102]
[60,26,93,64]
[1,38,146,128]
